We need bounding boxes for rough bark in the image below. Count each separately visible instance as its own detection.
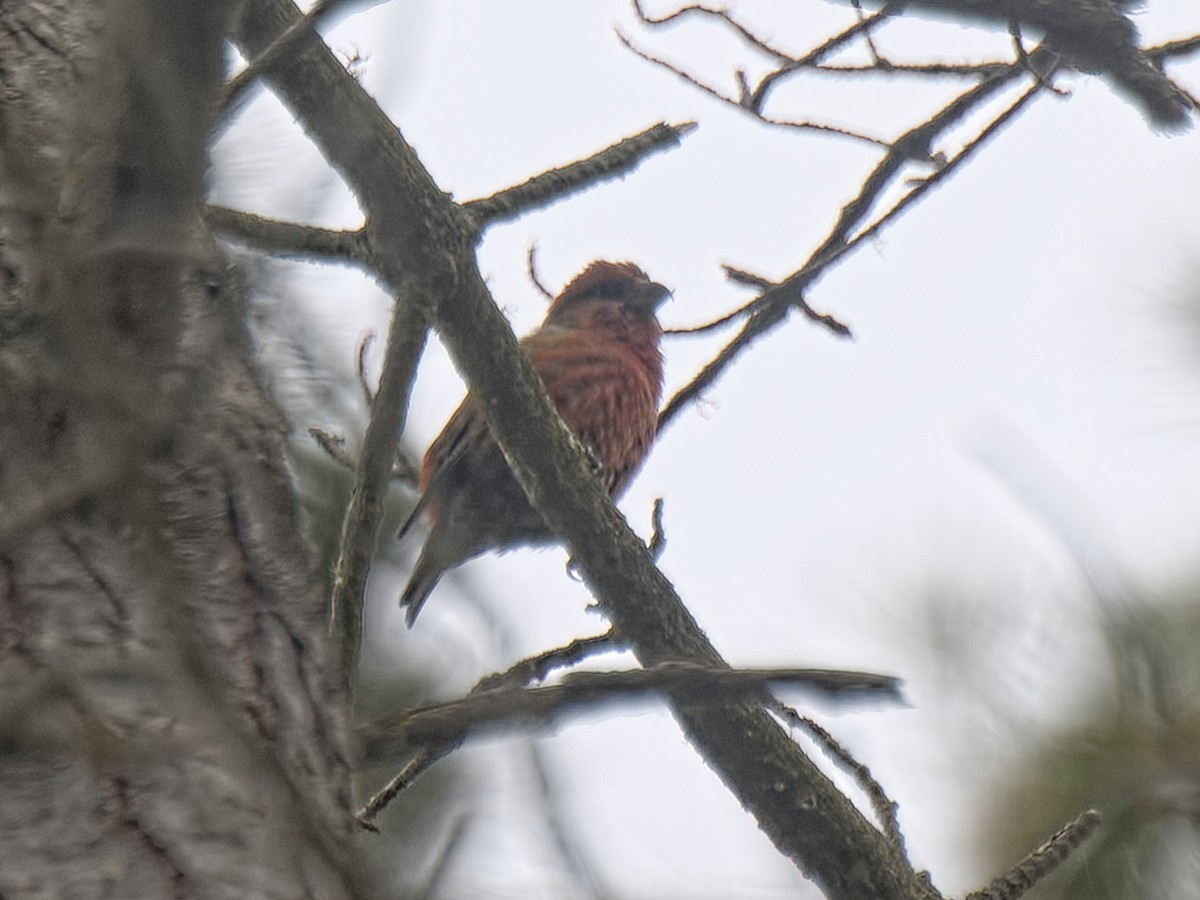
[0,2,357,897]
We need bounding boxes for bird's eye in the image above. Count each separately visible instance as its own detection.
[588,278,627,298]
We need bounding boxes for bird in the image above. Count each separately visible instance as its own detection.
[396,260,670,626]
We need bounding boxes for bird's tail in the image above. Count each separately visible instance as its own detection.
[399,552,446,628]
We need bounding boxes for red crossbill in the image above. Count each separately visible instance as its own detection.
[397,260,670,625]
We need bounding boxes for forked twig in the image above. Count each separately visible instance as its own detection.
[357,631,621,822]
[658,75,1041,432]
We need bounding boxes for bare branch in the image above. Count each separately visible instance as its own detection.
[774,700,907,858]
[463,121,696,228]
[617,30,892,148]
[797,295,854,339]
[357,631,620,822]
[233,1,1112,894]
[207,205,370,266]
[617,27,739,104]
[964,810,1102,900]
[1148,34,1200,62]
[658,66,1037,431]
[329,292,429,704]
[630,0,796,66]
[750,3,897,111]
[659,298,792,430]
[369,663,903,748]
[853,0,885,66]
[509,632,623,684]
[665,299,756,336]
[629,0,898,113]
[816,60,1016,77]
[721,263,773,291]
[356,332,376,407]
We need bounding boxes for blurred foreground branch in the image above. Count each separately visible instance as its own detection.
[364,663,902,748]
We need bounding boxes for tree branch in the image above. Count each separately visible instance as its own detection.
[857,0,1193,127]
[658,66,1038,430]
[207,204,370,266]
[368,663,902,747]
[357,631,620,822]
[231,3,933,895]
[329,290,428,703]
[964,809,1102,900]
[464,120,697,229]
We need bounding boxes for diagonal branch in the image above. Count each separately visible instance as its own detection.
[964,809,1102,900]
[219,0,373,126]
[232,2,933,896]
[659,65,1038,430]
[464,121,696,229]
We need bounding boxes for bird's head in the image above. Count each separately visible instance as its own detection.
[544,261,671,331]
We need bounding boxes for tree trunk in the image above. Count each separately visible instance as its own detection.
[0,2,356,896]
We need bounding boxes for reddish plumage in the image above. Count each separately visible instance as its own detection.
[397,260,670,626]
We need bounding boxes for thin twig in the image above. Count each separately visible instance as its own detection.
[722,264,774,290]
[329,293,429,706]
[964,810,1102,900]
[463,121,696,229]
[844,82,1042,253]
[773,700,906,857]
[852,0,884,65]
[356,752,432,829]
[309,426,355,470]
[617,31,890,149]
[357,632,620,822]
[527,244,554,302]
[658,67,1038,431]
[630,0,795,66]
[617,28,739,104]
[1147,34,1200,62]
[207,205,369,266]
[816,60,1016,77]
[647,498,667,561]
[797,295,853,339]
[629,0,898,113]
[876,0,1193,126]
[750,3,897,111]
[483,631,623,691]
[356,332,376,408]
[309,426,417,483]
[665,303,755,336]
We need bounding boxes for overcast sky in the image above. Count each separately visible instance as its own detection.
[214,2,1200,896]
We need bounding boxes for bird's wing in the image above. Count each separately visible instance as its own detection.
[396,396,483,540]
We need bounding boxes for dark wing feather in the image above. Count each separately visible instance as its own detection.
[396,396,484,539]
